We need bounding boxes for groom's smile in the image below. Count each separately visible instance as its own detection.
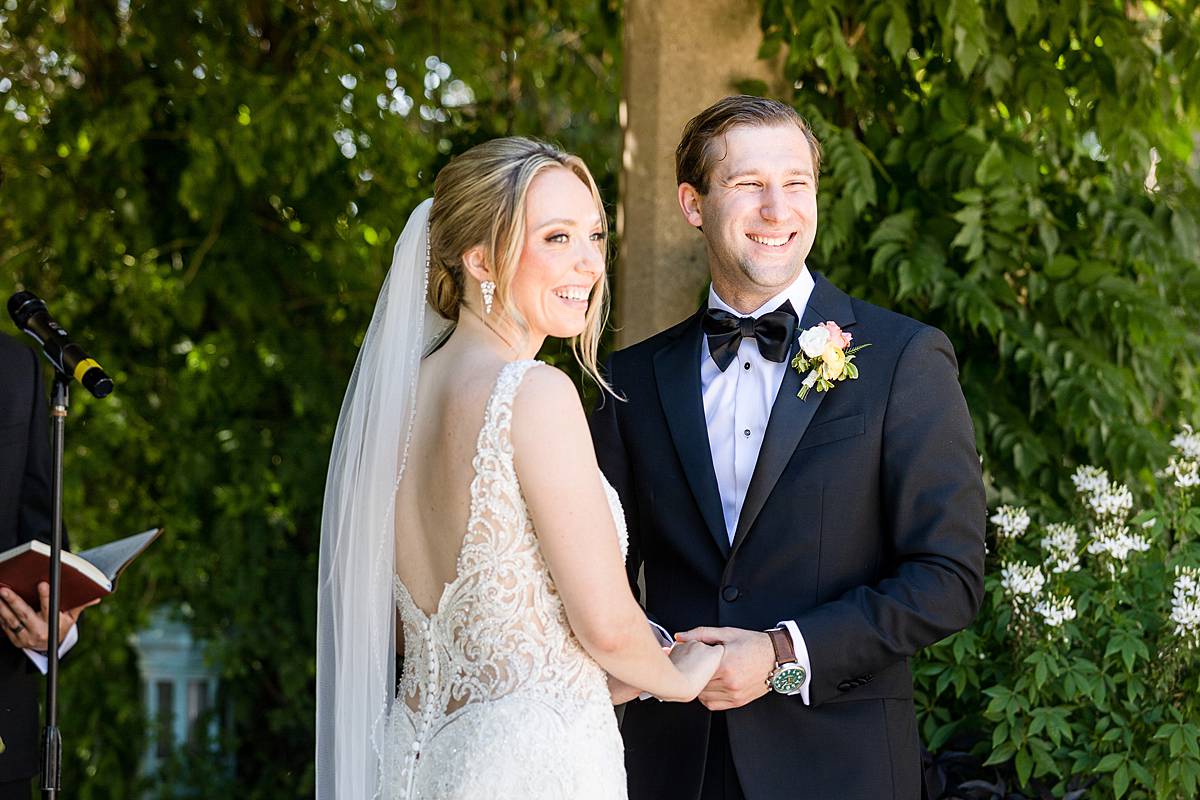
[746,231,797,248]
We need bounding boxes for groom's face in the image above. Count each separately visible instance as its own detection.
[680,123,817,309]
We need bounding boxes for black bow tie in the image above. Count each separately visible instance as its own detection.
[702,301,798,372]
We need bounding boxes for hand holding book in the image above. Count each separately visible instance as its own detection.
[0,527,161,654]
[0,580,96,652]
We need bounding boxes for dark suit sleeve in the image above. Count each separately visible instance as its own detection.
[589,358,644,602]
[17,346,61,550]
[792,326,986,706]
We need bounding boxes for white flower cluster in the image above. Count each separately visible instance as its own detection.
[1000,560,1045,601]
[1087,482,1134,519]
[1163,456,1200,489]
[1172,566,1200,649]
[1040,522,1081,573]
[990,505,1031,540]
[1071,465,1110,495]
[1156,426,1200,489]
[1072,464,1135,520]
[1033,594,1077,628]
[1086,521,1151,575]
[1170,425,1200,459]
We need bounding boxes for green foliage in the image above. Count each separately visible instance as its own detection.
[0,1,619,796]
[918,434,1200,798]
[6,0,1199,793]
[759,0,1200,508]
[759,0,1200,794]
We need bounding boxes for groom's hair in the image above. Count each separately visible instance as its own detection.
[675,95,821,194]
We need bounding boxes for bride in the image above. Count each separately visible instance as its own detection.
[315,137,723,799]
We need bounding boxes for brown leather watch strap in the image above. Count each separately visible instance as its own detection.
[766,627,796,665]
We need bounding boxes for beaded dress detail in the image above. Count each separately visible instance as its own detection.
[383,360,628,799]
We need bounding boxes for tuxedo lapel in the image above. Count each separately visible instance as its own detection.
[653,310,731,558]
[730,273,857,555]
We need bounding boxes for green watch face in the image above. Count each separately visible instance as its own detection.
[770,664,807,694]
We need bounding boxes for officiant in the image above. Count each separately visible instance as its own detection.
[0,331,95,797]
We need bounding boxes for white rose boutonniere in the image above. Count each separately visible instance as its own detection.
[791,321,870,400]
[797,325,831,358]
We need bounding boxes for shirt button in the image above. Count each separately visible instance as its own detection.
[743,429,751,437]
[744,362,751,371]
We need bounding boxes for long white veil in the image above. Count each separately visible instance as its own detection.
[315,198,453,799]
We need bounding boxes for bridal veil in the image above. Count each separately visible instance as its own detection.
[316,198,452,799]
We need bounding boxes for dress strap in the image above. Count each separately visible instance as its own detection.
[475,359,544,463]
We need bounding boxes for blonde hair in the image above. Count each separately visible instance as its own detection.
[428,137,612,392]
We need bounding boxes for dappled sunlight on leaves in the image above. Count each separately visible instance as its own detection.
[1,1,620,796]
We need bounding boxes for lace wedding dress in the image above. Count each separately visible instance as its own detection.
[382,359,629,799]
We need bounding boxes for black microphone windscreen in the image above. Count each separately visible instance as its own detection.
[7,291,44,327]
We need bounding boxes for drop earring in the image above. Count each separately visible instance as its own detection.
[481,280,496,315]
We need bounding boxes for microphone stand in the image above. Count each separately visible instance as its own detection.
[40,373,68,799]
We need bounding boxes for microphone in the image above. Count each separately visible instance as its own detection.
[7,291,114,399]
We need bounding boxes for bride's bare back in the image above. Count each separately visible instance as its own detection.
[393,339,506,616]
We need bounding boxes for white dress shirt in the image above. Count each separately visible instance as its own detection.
[700,267,814,704]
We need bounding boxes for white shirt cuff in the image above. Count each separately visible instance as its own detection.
[24,623,79,675]
[778,620,812,705]
[647,619,673,647]
[638,619,674,701]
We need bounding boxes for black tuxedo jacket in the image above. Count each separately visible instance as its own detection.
[591,273,986,800]
[0,332,63,782]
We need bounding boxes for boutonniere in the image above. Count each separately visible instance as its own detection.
[791,321,870,400]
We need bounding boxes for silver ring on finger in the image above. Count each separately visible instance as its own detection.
[9,622,24,633]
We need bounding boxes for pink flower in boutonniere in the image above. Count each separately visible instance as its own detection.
[819,321,852,350]
[791,321,870,400]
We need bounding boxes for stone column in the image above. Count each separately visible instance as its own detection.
[617,0,784,347]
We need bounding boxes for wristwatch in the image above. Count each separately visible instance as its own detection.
[765,627,807,695]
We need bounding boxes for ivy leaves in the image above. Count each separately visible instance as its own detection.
[760,0,1200,507]
[760,1,1200,797]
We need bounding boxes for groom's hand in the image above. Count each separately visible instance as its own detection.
[673,627,773,711]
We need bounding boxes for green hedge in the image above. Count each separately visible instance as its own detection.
[0,2,619,796]
[755,1,1200,795]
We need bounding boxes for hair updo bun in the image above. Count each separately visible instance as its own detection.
[426,250,463,321]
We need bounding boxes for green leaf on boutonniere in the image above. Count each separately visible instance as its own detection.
[792,343,871,399]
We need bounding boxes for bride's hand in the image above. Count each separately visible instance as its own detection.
[668,640,724,701]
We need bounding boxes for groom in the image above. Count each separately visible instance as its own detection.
[591,96,986,799]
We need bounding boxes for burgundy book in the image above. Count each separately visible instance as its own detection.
[0,527,162,609]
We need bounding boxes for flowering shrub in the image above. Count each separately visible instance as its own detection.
[915,427,1200,799]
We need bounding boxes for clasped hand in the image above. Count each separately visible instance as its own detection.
[673,626,775,711]
[608,640,725,706]
[0,583,96,652]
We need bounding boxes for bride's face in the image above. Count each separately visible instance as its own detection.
[508,167,606,341]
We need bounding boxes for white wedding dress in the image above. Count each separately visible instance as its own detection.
[381,359,629,800]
